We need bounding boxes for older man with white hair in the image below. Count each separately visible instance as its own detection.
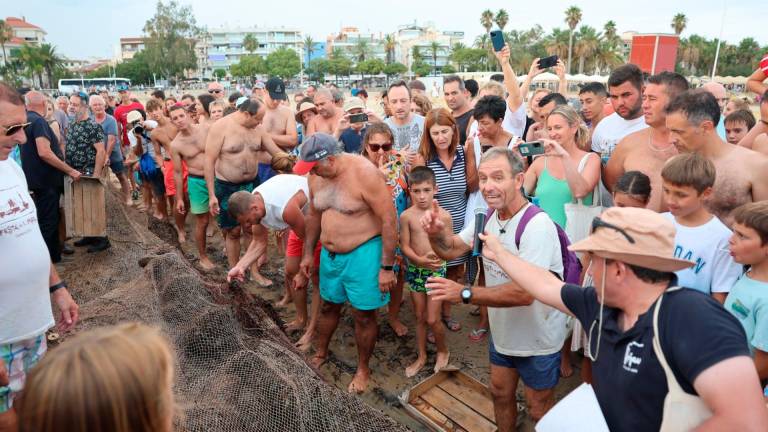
[21,91,79,263]
[89,95,131,206]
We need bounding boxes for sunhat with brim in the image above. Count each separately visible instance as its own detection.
[295,101,318,123]
[568,207,695,273]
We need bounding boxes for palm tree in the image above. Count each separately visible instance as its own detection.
[564,5,582,74]
[303,35,314,67]
[384,34,396,64]
[354,40,369,63]
[480,9,494,33]
[494,9,509,31]
[0,20,12,66]
[18,45,43,87]
[603,21,618,42]
[411,45,423,63]
[544,28,570,60]
[575,26,600,74]
[37,43,62,88]
[671,13,687,35]
[429,41,440,76]
[243,33,259,55]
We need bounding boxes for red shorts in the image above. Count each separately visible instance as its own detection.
[163,159,188,197]
[286,229,321,268]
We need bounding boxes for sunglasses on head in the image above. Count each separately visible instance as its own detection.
[1,122,30,136]
[209,89,222,94]
[591,217,635,243]
[368,143,392,152]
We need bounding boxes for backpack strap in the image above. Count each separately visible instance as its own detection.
[515,205,541,249]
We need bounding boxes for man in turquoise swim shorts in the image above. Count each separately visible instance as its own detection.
[293,133,398,394]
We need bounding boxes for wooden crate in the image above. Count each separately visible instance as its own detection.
[399,367,497,432]
[63,176,106,237]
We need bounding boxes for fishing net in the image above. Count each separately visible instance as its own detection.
[60,189,408,432]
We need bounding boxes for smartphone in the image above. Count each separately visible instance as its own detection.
[490,30,505,52]
[538,55,558,69]
[517,141,545,157]
[348,113,368,123]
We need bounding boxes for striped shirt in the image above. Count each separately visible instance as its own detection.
[427,145,469,266]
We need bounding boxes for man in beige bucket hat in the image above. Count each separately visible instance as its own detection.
[429,206,768,431]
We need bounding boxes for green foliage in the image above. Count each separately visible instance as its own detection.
[411,61,432,77]
[441,64,456,74]
[306,58,329,81]
[450,47,488,72]
[142,0,203,79]
[328,48,353,78]
[243,33,259,54]
[357,59,385,76]
[213,68,226,79]
[265,47,301,78]
[230,55,265,78]
[383,62,407,77]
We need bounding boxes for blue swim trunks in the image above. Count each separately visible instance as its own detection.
[214,177,257,229]
[319,236,390,311]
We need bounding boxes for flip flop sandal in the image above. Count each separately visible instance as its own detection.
[468,328,488,342]
[442,316,461,332]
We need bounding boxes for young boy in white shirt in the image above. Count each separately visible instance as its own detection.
[660,153,742,303]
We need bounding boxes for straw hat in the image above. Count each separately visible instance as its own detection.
[295,101,318,123]
[568,207,694,272]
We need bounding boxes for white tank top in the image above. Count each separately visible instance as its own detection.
[252,174,309,230]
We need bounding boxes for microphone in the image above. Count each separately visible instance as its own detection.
[472,207,487,257]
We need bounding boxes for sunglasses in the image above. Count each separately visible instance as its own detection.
[368,143,392,152]
[1,122,30,136]
[209,90,222,94]
[591,217,635,243]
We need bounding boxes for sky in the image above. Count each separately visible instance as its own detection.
[3,0,765,60]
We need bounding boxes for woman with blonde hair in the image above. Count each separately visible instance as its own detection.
[524,104,600,229]
[410,93,433,117]
[15,323,176,432]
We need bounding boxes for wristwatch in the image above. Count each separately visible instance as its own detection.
[380,264,394,271]
[461,284,472,304]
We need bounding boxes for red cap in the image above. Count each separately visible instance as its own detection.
[292,160,317,175]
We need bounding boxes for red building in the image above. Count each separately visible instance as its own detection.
[629,34,679,74]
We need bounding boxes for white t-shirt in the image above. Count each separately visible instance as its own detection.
[384,114,424,152]
[253,174,308,231]
[591,113,648,160]
[0,159,54,344]
[459,204,567,356]
[662,213,743,294]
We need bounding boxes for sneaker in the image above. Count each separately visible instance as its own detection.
[73,237,95,247]
[61,244,75,255]
[87,238,111,253]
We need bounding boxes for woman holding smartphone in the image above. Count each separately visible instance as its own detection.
[523,105,600,229]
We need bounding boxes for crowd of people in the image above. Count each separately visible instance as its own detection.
[2,46,768,431]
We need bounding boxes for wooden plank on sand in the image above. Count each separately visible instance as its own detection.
[421,386,496,432]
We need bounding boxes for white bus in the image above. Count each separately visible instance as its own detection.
[58,77,131,94]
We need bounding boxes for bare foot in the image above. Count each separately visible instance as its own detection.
[275,294,292,308]
[388,318,409,337]
[309,355,326,369]
[295,329,314,352]
[176,228,186,244]
[198,257,216,271]
[250,271,273,287]
[434,350,450,373]
[206,225,215,237]
[405,357,427,378]
[348,367,370,394]
[560,357,574,378]
[285,320,306,333]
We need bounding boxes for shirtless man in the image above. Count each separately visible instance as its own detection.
[606,72,689,211]
[666,90,768,225]
[168,105,215,270]
[147,99,185,241]
[205,98,282,276]
[259,77,298,183]
[305,88,343,136]
[293,133,397,394]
